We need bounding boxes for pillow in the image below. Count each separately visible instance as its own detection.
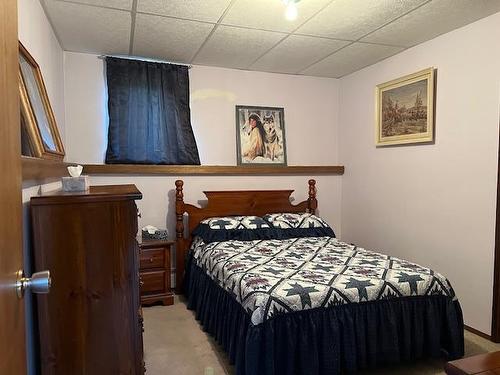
[263,213,335,238]
[192,215,274,243]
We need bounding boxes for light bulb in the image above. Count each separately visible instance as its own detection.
[285,2,298,21]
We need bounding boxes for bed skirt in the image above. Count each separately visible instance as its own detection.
[185,257,464,375]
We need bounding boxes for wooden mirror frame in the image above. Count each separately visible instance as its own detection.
[19,42,64,160]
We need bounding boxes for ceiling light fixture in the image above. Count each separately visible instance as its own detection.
[283,0,300,21]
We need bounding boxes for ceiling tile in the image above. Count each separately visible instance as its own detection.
[221,0,331,33]
[57,0,132,10]
[250,35,349,74]
[297,0,427,40]
[133,14,214,62]
[362,0,500,47]
[44,0,500,78]
[302,42,404,78]
[193,25,285,69]
[136,0,231,22]
[42,0,131,54]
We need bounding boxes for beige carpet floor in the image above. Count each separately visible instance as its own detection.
[143,296,500,375]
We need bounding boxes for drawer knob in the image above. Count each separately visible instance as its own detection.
[149,258,153,263]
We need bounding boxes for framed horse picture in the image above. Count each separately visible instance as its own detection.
[19,42,65,159]
[375,68,435,146]
[235,105,287,166]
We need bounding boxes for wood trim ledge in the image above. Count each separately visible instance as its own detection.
[82,164,345,176]
[22,156,71,181]
[22,158,345,181]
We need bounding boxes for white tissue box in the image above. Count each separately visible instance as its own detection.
[62,175,89,192]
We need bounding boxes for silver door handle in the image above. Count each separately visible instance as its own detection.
[16,270,51,298]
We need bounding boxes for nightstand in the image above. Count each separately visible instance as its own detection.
[138,239,174,306]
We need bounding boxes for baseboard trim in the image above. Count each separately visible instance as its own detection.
[464,325,492,341]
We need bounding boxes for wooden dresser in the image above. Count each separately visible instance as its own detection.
[30,185,145,375]
[138,239,174,306]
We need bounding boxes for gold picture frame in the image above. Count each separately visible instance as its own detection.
[375,68,435,146]
[19,42,65,159]
[235,105,287,166]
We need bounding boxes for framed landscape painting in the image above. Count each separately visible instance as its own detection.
[375,68,435,146]
[235,105,287,166]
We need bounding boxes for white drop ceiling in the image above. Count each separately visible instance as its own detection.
[41,0,500,78]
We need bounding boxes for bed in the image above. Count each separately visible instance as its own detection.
[174,179,464,375]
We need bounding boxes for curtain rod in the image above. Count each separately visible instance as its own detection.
[98,54,192,68]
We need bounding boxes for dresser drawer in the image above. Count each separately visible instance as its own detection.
[139,248,164,270]
[140,270,167,294]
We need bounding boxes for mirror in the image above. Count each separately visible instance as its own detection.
[19,42,64,159]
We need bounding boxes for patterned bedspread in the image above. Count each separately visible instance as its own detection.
[190,236,456,325]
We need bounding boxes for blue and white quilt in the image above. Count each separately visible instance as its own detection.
[190,236,456,325]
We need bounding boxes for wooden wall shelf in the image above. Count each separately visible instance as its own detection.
[22,157,344,181]
[22,156,71,181]
[83,164,344,176]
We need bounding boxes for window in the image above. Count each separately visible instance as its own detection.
[105,57,200,165]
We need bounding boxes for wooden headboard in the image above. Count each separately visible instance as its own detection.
[174,179,318,293]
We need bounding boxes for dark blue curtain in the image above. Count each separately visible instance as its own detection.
[105,57,200,164]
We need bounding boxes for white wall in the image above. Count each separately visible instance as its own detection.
[339,12,500,334]
[63,55,343,236]
[18,1,66,373]
[63,52,108,162]
[18,0,65,141]
[64,55,340,168]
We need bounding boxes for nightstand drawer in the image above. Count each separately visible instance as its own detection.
[137,239,174,306]
[140,270,166,294]
[139,248,164,270]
